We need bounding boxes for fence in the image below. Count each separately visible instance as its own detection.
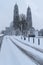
[28,36,43,45]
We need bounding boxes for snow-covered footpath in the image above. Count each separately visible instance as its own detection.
[0,35,43,65]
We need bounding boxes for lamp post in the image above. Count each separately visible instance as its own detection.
[28,31,30,41]
[21,24,22,39]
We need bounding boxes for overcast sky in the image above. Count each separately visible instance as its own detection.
[0,0,43,32]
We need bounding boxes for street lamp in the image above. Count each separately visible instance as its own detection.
[21,24,22,39]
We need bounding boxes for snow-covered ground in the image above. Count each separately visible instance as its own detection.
[0,35,43,65]
[0,36,37,65]
[10,36,43,64]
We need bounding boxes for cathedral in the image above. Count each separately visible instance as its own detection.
[1,4,34,36]
[13,4,32,30]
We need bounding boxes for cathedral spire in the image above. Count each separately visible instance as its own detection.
[13,4,19,29]
[26,6,32,29]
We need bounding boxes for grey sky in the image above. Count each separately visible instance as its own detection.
[0,0,43,32]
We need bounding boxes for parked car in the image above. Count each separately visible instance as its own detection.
[29,34,35,37]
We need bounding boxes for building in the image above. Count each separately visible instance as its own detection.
[38,29,43,36]
[35,30,39,37]
[27,27,35,37]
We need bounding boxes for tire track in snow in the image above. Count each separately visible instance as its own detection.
[10,38,43,65]
[13,37,43,53]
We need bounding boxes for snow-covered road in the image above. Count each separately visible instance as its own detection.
[0,35,43,65]
[0,36,37,65]
[12,37,43,53]
[10,36,43,65]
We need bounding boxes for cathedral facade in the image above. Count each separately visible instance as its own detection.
[13,4,32,30]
